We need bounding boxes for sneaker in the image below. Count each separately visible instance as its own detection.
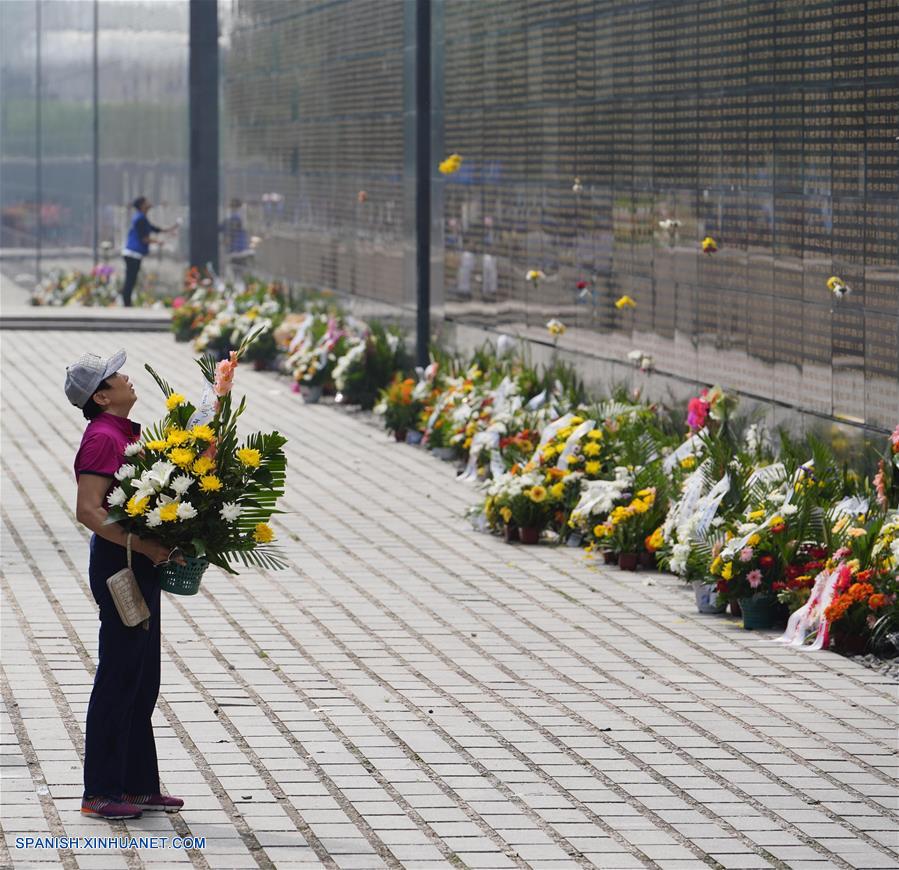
[81,796,143,820]
[122,792,184,813]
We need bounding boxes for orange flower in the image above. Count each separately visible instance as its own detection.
[546,468,567,481]
[214,351,239,397]
[868,593,887,610]
[824,598,850,623]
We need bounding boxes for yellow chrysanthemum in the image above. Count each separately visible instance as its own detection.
[550,482,566,499]
[583,441,602,457]
[166,393,186,411]
[569,417,584,425]
[193,456,216,475]
[159,501,180,522]
[125,495,149,517]
[584,461,602,476]
[500,506,512,523]
[145,439,169,452]
[253,523,275,543]
[528,485,547,503]
[710,556,723,575]
[558,427,573,440]
[748,533,761,547]
[236,447,261,468]
[615,295,636,310]
[167,428,190,446]
[631,498,649,514]
[567,454,582,465]
[168,447,196,468]
[769,515,784,527]
[199,474,222,492]
[721,561,733,580]
[587,429,603,440]
[749,509,765,521]
[191,424,214,442]
[593,524,609,538]
[680,455,697,470]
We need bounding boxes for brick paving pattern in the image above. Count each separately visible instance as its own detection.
[1,329,897,870]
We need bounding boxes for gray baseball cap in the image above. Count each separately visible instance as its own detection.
[64,349,127,408]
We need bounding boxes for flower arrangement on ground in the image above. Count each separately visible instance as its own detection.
[105,325,288,583]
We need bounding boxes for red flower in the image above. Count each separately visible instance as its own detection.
[716,580,727,593]
[576,280,589,290]
[856,569,873,583]
[771,523,786,534]
[809,547,828,560]
[759,555,775,569]
[772,581,787,591]
[785,564,803,580]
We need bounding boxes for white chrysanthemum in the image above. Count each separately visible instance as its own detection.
[781,504,798,516]
[176,502,197,520]
[170,474,194,496]
[114,463,137,481]
[220,502,241,522]
[146,508,163,528]
[124,441,143,457]
[107,487,127,507]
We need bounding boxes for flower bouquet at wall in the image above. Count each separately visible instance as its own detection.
[375,375,424,441]
[32,268,123,307]
[105,325,288,594]
[488,470,558,545]
[285,314,350,399]
[334,322,410,410]
[821,507,898,654]
[194,302,279,362]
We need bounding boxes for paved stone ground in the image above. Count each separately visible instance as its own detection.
[1,329,897,870]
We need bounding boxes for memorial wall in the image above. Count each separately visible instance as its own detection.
[438,0,898,433]
[0,0,189,261]
[224,0,898,434]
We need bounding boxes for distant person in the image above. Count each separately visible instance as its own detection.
[121,197,177,307]
[220,198,254,279]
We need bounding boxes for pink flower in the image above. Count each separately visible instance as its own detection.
[172,296,186,309]
[686,390,709,431]
[747,569,763,589]
[213,351,239,397]
[873,461,888,511]
[739,547,754,562]
[891,423,899,452]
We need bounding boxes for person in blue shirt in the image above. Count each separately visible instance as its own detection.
[121,197,177,307]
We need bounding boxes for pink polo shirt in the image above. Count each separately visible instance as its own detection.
[74,412,141,483]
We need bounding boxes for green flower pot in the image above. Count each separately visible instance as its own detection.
[158,556,209,596]
[739,594,779,630]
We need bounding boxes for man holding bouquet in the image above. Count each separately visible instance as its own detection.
[65,349,184,821]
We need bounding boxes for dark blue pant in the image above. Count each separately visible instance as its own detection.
[121,256,142,307]
[84,534,161,799]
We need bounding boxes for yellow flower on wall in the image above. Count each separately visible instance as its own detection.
[615,295,636,310]
[439,153,463,175]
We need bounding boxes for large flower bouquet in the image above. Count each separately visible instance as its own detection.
[105,325,288,578]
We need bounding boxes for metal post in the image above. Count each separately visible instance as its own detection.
[415,0,431,368]
[92,0,99,265]
[189,0,219,271]
[35,0,42,282]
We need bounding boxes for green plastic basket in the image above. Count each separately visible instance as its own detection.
[158,556,209,596]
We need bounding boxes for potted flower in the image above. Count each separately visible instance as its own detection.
[106,325,288,593]
[509,479,553,545]
[376,376,424,442]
